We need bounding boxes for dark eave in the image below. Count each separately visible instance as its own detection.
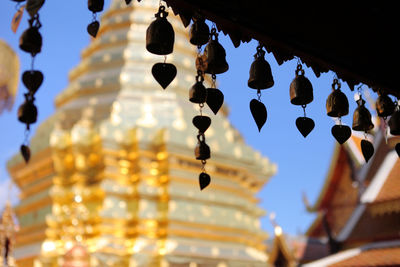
[165,0,400,98]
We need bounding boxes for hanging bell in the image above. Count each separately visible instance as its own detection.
[195,135,210,160]
[19,26,42,56]
[146,5,175,55]
[388,105,400,135]
[204,29,229,75]
[375,92,395,118]
[352,98,374,132]
[248,46,274,90]
[189,75,207,104]
[18,96,38,126]
[88,0,104,13]
[290,65,313,106]
[326,80,349,117]
[189,17,210,46]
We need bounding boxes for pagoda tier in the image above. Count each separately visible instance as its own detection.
[7,1,276,266]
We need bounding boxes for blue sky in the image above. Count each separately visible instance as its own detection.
[0,0,371,237]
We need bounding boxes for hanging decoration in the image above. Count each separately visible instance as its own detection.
[203,27,229,75]
[17,4,44,163]
[290,62,314,137]
[375,90,395,142]
[247,44,273,131]
[189,69,211,190]
[326,78,350,144]
[189,19,224,115]
[190,18,224,116]
[87,0,104,38]
[352,87,375,162]
[203,26,227,115]
[188,24,229,190]
[147,4,177,90]
[388,99,400,136]
[189,15,210,47]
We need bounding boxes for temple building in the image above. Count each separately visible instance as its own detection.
[6,0,276,266]
[302,120,400,266]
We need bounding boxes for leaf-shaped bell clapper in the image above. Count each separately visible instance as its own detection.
[195,134,210,160]
[289,65,313,106]
[146,5,175,55]
[189,17,210,46]
[18,95,38,126]
[326,79,349,117]
[388,104,400,135]
[248,47,274,90]
[189,75,207,104]
[88,0,104,13]
[352,98,374,132]
[375,92,395,118]
[204,29,229,75]
[19,25,42,56]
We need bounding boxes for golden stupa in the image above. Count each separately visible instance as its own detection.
[7,1,276,266]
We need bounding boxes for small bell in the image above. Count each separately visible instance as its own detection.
[388,104,400,135]
[189,75,207,104]
[18,95,38,126]
[19,25,42,56]
[195,135,210,160]
[88,0,104,13]
[290,64,313,106]
[146,5,175,55]
[204,28,229,75]
[375,92,395,118]
[352,98,374,132]
[248,46,274,90]
[189,17,210,46]
[326,79,349,117]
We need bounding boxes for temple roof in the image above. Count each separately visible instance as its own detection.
[304,240,400,267]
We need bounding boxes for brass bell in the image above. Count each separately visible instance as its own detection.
[352,98,374,132]
[189,75,207,104]
[195,135,210,160]
[19,26,42,56]
[189,17,210,46]
[375,92,395,118]
[388,105,400,135]
[146,6,174,55]
[204,29,229,75]
[290,65,313,106]
[248,46,274,90]
[88,0,104,13]
[326,79,349,117]
[18,96,38,126]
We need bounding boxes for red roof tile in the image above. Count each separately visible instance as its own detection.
[375,159,400,203]
[329,247,400,267]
